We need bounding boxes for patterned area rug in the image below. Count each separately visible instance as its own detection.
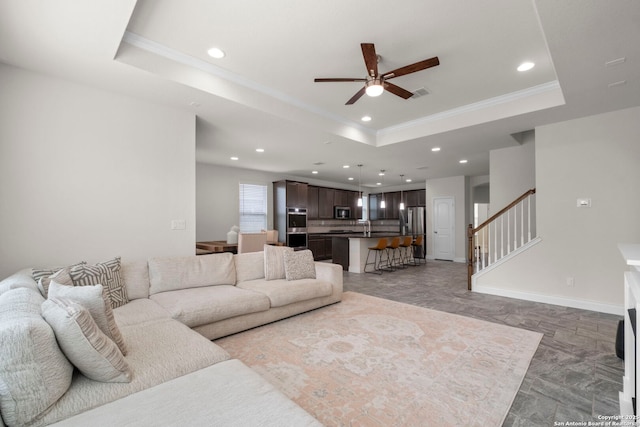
[216,292,542,427]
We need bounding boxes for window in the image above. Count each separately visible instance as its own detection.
[239,183,267,232]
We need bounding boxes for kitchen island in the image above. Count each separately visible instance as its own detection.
[330,233,403,273]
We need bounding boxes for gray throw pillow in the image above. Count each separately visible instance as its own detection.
[48,280,128,356]
[41,298,132,383]
[69,257,129,308]
[283,250,316,281]
[264,245,293,280]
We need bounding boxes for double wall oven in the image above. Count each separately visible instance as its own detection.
[286,207,307,249]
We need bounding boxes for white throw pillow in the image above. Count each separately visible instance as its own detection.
[48,280,128,356]
[283,250,317,281]
[32,261,84,297]
[41,298,132,383]
[264,245,293,280]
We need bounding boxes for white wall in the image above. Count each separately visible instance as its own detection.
[425,175,467,262]
[475,106,640,313]
[196,163,278,241]
[489,132,535,213]
[0,64,196,278]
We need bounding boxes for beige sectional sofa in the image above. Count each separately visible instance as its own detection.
[0,248,342,426]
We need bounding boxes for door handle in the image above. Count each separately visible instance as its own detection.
[434,231,438,234]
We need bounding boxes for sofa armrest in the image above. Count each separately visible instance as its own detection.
[314,262,343,298]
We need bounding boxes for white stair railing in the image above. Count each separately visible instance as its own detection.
[467,189,536,290]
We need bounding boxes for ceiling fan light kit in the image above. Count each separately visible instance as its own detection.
[365,78,384,97]
[314,43,440,105]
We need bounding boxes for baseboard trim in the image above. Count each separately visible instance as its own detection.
[473,284,624,316]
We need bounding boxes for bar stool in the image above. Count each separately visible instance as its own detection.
[399,236,414,266]
[412,235,425,265]
[364,237,389,274]
[386,237,404,270]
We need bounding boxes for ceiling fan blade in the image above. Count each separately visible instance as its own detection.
[314,78,367,82]
[361,43,378,78]
[382,56,440,79]
[384,82,414,99]
[346,86,366,105]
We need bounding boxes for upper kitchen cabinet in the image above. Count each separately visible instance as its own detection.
[285,181,308,208]
[318,187,334,219]
[404,189,426,207]
[333,189,348,207]
[307,185,319,219]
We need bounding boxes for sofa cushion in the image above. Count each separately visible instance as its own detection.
[264,245,293,280]
[48,281,128,356]
[283,250,316,281]
[69,257,129,309]
[48,360,322,427]
[237,278,333,308]
[41,298,132,383]
[34,316,230,426]
[150,285,270,328]
[0,288,74,427]
[112,299,172,328]
[0,268,39,296]
[234,251,265,283]
[148,253,236,295]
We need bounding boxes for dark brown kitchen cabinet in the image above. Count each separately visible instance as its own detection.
[404,190,426,207]
[333,189,348,207]
[318,187,334,219]
[286,181,308,208]
[307,185,319,219]
[308,235,332,260]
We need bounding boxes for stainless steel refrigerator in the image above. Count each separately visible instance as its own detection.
[400,207,426,260]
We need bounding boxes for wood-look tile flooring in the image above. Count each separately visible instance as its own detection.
[342,260,624,426]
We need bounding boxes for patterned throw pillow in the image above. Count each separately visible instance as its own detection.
[41,298,132,383]
[32,261,85,297]
[48,280,128,356]
[283,250,316,281]
[264,245,294,280]
[69,257,129,309]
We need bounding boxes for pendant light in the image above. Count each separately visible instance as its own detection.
[379,170,386,209]
[399,174,405,210]
[357,164,363,207]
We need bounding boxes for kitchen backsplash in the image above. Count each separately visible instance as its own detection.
[307,219,399,234]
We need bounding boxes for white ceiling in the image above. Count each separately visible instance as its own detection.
[0,0,638,189]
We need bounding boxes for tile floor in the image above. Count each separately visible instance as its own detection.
[341,259,624,426]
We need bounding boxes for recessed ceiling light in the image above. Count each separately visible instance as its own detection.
[256,148,264,153]
[230,156,239,161]
[378,172,385,176]
[361,116,372,122]
[343,165,350,168]
[348,177,354,181]
[312,170,318,174]
[405,178,412,182]
[431,147,441,152]
[376,182,382,185]
[517,62,535,72]
[207,47,225,59]
[459,159,468,164]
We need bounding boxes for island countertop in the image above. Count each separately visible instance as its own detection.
[329,234,407,273]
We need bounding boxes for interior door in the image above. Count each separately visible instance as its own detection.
[433,197,455,261]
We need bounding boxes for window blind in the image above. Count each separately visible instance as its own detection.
[239,183,267,232]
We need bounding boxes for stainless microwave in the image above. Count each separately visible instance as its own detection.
[334,206,351,219]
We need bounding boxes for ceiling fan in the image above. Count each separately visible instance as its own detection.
[314,43,440,105]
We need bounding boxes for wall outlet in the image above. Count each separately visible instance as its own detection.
[566,277,575,287]
[171,219,186,230]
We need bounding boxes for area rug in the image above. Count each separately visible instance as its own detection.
[216,292,542,427]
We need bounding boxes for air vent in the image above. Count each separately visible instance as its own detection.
[411,87,430,99]
[313,161,325,166]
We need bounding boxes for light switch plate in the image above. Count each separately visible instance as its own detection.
[171,219,186,230]
[576,198,591,208]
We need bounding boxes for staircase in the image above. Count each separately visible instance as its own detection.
[467,189,537,290]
